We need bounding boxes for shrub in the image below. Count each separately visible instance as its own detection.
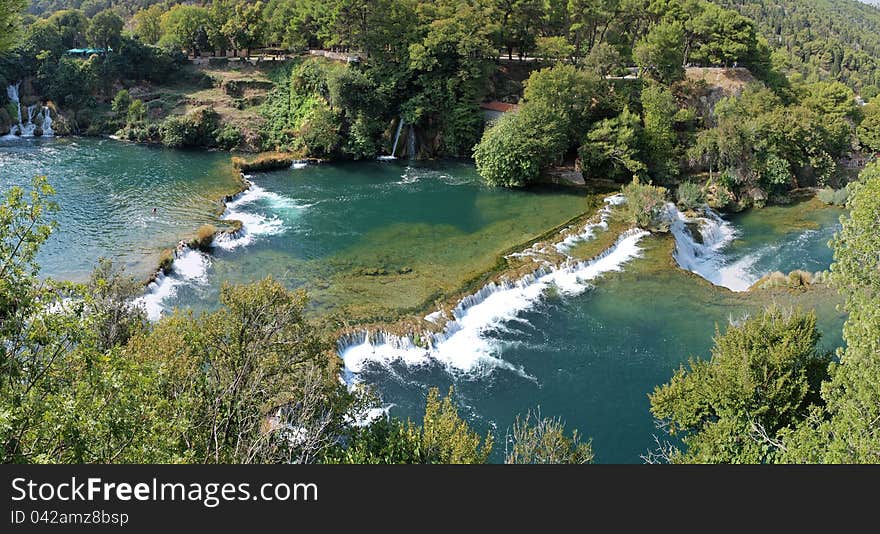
[474,104,567,187]
[676,181,705,211]
[189,224,216,251]
[233,152,297,171]
[615,178,669,230]
[298,104,341,158]
[160,108,220,148]
[817,187,849,206]
[158,249,174,275]
[216,124,243,151]
[160,115,188,148]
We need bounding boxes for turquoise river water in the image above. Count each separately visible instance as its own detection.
[0,137,847,463]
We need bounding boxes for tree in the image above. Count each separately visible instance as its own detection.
[786,162,880,463]
[583,42,622,76]
[327,387,493,464]
[0,0,25,53]
[132,4,164,45]
[127,277,339,463]
[801,81,859,121]
[613,178,668,229]
[641,83,678,182]
[222,1,265,57]
[86,9,122,51]
[159,5,213,56]
[649,308,830,464]
[127,99,146,125]
[0,179,160,463]
[522,64,602,142]
[111,89,131,120]
[474,103,567,187]
[505,408,593,464]
[857,103,880,152]
[567,0,617,59]
[634,21,685,84]
[47,9,89,50]
[535,35,574,63]
[492,0,544,60]
[579,106,646,181]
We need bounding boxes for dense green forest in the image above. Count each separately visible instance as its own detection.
[1,0,877,211]
[1,0,879,464]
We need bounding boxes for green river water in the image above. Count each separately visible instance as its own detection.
[0,137,847,463]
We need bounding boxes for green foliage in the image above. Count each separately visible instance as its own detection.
[126,98,145,125]
[111,88,130,120]
[788,162,880,463]
[0,0,25,53]
[474,103,566,187]
[676,181,705,210]
[649,307,830,464]
[132,4,164,45]
[614,178,669,230]
[159,5,212,55]
[579,106,645,182]
[160,108,221,148]
[215,123,243,150]
[635,21,685,84]
[641,83,679,183]
[505,409,593,464]
[816,186,850,207]
[716,0,880,90]
[690,84,853,203]
[327,387,493,464]
[535,36,574,63]
[85,8,122,51]
[857,103,880,152]
[298,103,341,158]
[523,64,602,143]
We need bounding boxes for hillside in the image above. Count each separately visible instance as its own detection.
[713,0,880,90]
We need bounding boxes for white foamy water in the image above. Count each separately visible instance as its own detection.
[555,194,625,254]
[338,227,650,385]
[213,183,290,250]
[135,179,309,318]
[667,203,753,291]
[135,248,210,320]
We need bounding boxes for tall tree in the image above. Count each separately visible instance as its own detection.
[786,162,880,463]
[0,0,24,53]
[86,9,123,51]
[649,308,830,464]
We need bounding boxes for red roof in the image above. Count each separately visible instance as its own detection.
[479,101,519,112]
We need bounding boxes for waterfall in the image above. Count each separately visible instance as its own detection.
[391,117,404,157]
[406,125,416,159]
[377,117,405,161]
[41,106,53,136]
[337,194,649,385]
[6,82,22,136]
[4,82,54,138]
[667,203,753,291]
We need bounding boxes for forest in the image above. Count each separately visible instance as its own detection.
[0,0,879,465]
[0,0,878,212]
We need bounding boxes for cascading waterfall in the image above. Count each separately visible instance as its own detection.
[6,83,22,136]
[667,203,754,291]
[337,195,649,385]
[136,174,299,319]
[41,106,53,136]
[391,117,404,157]
[4,82,53,138]
[378,117,405,160]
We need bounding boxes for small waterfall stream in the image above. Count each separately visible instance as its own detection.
[4,82,54,138]
[667,203,753,291]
